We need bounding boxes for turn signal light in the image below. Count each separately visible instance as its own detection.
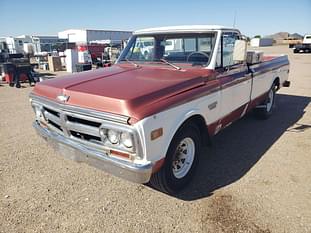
[151,128,163,141]
[110,150,130,159]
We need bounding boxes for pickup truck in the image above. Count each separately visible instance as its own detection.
[293,34,311,53]
[30,25,290,194]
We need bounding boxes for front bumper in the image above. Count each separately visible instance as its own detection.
[33,122,153,183]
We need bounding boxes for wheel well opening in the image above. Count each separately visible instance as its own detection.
[179,115,211,146]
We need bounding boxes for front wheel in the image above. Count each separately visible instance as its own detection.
[149,124,201,194]
[254,84,276,119]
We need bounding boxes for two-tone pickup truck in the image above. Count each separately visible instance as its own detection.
[30,25,290,194]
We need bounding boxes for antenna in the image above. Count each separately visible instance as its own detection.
[233,10,237,28]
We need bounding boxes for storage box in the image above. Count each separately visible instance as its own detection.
[246,51,264,64]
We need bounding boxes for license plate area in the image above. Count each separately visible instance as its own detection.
[56,143,84,162]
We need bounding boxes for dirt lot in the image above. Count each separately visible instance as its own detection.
[0,45,310,233]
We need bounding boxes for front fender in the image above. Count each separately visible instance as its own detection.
[133,89,220,163]
[134,106,207,163]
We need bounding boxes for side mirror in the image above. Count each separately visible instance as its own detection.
[233,40,247,62]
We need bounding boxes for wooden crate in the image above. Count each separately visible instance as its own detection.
[48,56,62,72]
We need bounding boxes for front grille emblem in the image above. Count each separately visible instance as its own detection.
[57,94,70,102]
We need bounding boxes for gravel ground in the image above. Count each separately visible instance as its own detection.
[0,45,310,233]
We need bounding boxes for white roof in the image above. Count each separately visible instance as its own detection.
[134,25,239,35]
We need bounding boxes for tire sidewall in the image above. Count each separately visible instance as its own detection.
[265,84,276,116]
[254,83,276,120]
[162,124,201,193]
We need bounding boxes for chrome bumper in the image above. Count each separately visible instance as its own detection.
[33,122,153,183]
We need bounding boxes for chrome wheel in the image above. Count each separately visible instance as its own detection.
[266,88,274,112]
[149,124,201,194]
[254,83,277,120]
[172,137,195,179]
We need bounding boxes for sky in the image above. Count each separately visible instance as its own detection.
[0,0,310,37]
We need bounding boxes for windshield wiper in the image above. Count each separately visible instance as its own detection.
[124,58,140,68]
[159,59,181,70]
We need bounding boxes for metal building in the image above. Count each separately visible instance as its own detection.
[58,29,133,44]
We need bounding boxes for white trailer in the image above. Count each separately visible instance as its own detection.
[5,35,32,53]
[250,38,273,47]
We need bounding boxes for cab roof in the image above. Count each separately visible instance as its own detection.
[134,25,240,35]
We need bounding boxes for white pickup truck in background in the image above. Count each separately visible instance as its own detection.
[293,34,311,53]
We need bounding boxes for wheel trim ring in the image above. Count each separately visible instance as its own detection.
[172,137,195,179]
[266,89,274,112]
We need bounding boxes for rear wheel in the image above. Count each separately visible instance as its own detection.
[149,124,201,194]
[254,84,276,119]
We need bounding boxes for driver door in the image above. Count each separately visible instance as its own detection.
[216,32,252,126]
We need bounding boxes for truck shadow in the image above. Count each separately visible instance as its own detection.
[175,93,310,201]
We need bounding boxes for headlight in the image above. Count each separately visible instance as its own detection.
[107,129,120,144]
[120,132,133,148]
[98,123,139,157]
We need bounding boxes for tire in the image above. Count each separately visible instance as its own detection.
[149,124,201,194]
[254,83,276,119]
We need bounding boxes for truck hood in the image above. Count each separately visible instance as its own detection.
[33,64,215,120]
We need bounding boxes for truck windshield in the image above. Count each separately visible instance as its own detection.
[118,33,217,67]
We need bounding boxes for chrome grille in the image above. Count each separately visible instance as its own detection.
[42,106,104,143]
[29,94,142,158]
[43,107,63,132]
